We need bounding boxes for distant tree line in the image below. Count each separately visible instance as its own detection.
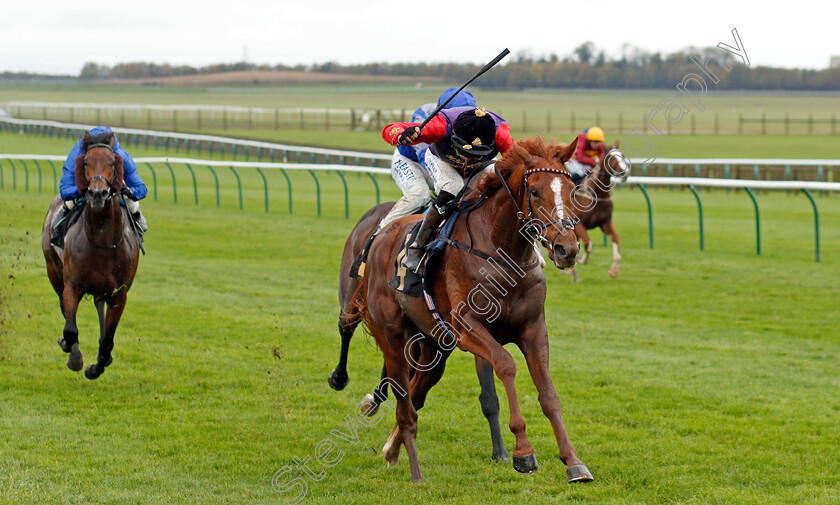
[78,42,840,91]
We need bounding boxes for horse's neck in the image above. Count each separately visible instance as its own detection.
[464,185,535,267]
[84,199,123,246]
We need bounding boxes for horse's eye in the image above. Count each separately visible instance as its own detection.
[530,189,539,196]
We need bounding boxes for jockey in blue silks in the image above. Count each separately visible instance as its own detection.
[374,86,476,234]
[50,126,148,247]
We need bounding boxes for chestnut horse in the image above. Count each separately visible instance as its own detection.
[333,207,511,462]
[41,131,141,380]
[568,144,630,281]
[339,137,593,483]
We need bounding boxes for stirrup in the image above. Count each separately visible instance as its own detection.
[133,212,148,233]
[402,247,428,275]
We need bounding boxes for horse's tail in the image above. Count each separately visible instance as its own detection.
[343,279,372,336]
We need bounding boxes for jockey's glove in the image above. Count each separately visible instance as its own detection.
[398,126,421,146]
[120,186,135,200]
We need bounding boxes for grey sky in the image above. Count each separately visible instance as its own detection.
[1,0,835,75]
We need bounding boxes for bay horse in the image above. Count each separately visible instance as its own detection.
[41,131,141,380]
[338,137,593,483]
[568,143,630,281]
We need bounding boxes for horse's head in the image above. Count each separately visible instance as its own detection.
[602,141,631,184]
[74,130,124,211]
[507,137,580,269]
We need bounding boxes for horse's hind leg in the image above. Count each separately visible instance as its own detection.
[85,291,125,380]
[328,315,357,391]
[382,338,445,482]
[603,221,621,278]
[359,363,389,417]
[475,355,508,461]
[59,283,84,372]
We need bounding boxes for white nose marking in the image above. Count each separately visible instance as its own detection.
[551,177,565,219]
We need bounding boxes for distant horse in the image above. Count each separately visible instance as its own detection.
[41,131,141,380]
[338,137,592,483]
[568,143,630,281]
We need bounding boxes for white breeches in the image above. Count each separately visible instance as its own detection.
[379,149,434,229]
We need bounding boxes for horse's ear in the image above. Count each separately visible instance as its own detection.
[554,137,578,164]
[82,132,93,151]
[109,133,117,149]
[512,143,533,167]
[74,154,88,194]
[111,155,124,193]
[614,140,620,148]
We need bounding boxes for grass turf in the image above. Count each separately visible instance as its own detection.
[1,143,839,503]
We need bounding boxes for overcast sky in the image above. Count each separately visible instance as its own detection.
[1,0,836,75]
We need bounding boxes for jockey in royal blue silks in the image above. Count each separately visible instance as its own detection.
[50,126,148,247]
[374,86,476,233]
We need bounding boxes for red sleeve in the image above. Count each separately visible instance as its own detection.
[575,133,597,166]
[381,115,447,146]
[495,123,513,153]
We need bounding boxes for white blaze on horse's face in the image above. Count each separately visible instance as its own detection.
[550,177,565,220]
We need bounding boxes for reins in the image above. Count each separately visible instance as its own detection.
[494,165,576,247]
[431,162,575,271]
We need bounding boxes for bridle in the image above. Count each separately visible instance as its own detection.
[494,165,576,249]
[83,143,123,250]
[84,143,118,200]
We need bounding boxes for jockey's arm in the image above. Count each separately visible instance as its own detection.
[59,140,85,201]
[381,115,447,146]
[119,151,147,201]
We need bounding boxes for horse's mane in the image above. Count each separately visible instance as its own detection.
[470,136,557,197]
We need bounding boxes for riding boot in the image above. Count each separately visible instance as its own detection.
[132,211,148,233]
[50,201,72,248]
[402,191,456,274]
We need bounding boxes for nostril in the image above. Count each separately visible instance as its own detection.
[554,245,567,258]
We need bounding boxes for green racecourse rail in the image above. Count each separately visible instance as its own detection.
[2,153,838,263]
[2,116,839,261]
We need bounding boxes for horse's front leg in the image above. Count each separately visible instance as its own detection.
[517,325,593,483]
[474,355,508,461]
[59,283,84,371]
[458,325,537,475]
[85,290,126,380]
[603,222,621,278]
[574,223,593,264]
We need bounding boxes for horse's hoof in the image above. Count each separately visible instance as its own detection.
[359,394,380,417]
[58,338,71,353]
[566,464,594,483]
[84,364,102,380]
[328,369,349,391]
[492,450,509,462]
[512,453,539,474]
[67,352,83,372]
[608,269,618,278]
